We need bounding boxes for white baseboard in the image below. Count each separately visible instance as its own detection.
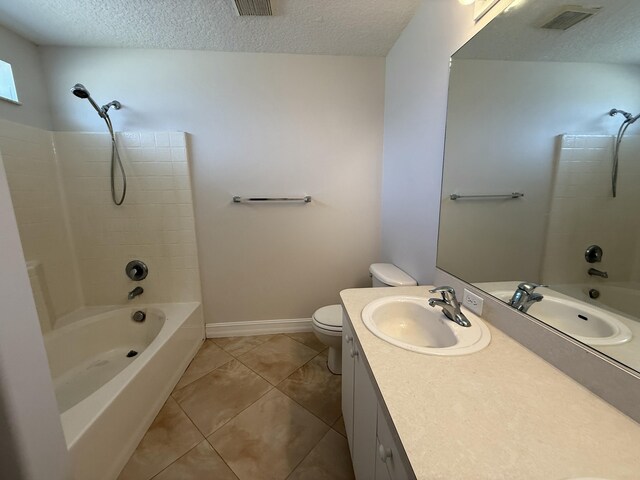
[206,318,313,338]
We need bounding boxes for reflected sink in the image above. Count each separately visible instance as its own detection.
[361,295,491,356]
[493,290,632,346]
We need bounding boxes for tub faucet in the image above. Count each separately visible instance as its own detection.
[427,286,471,327]
[508,282,544,313]
[128,286,144,300]
[588,268,608,279]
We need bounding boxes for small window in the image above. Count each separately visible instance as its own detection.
[0,60,19,104]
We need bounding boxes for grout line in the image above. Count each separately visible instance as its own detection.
[205,438,241,480]
[148,439,202,480]
[274,350,342,428]
[203,385,275,439]
[283,428,334,480]
[213,334,276,359]
[171,357,234,396]
[283,332,327,353]
[173,361,270,438]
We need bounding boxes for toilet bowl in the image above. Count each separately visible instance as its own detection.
[311,263,416,374]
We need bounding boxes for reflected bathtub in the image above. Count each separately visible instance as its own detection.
[553,283,640,320]
[43,302,204,480]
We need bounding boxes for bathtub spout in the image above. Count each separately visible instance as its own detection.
[128,286,144,300]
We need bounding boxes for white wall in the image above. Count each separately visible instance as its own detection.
[439,60,640,283]
[0,119,83,322]
[0,25,52,130]
[0,152,70,480]
[40,48,385,323]
[380,0,474,285]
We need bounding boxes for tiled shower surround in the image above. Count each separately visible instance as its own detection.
[0,119,201,328]
[541,134,640,284]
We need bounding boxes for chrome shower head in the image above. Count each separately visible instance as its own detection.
[610,108,634,121]
[71,83,91,99]
[71,82,105,117]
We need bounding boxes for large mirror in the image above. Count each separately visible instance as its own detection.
[438,0,640,372]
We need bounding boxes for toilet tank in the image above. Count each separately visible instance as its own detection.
[369,263,417,287]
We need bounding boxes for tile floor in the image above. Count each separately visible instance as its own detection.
[117,333,355,480]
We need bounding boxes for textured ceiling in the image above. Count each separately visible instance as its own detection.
[0,0,421,56]
[456,0,640,64]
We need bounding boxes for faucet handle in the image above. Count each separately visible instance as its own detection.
[517,282,544,294]
[429,286,458,306]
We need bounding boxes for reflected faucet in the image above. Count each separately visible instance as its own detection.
[427,286,472,327]
[508,282,544,313]
[128,286,144,300]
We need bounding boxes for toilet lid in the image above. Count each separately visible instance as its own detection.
[313,304,343,331]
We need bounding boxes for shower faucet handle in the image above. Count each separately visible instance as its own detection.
[126,260,148,281]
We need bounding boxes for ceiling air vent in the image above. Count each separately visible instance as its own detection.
[234,0,272,16]
[539,5,600,30]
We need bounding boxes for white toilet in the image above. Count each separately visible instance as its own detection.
[311,263,417,374]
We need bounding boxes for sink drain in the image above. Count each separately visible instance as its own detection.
[126,350,138,358]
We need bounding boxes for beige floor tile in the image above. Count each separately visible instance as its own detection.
[173,360,271,436]
[174,340,233,390]
[287,429,354,480]
[277,351,342,425]
[208,389,329,480]
[152,440,238,480]
[238,335,317,385]
[211,334,276,357]
[117,397,203,480]
[332,415,348,438]
[286,332,327,352]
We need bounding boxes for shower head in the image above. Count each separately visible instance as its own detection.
[609,108,634,121]
[71,83,91,99]
[71,83,121,120]
[71,82,105,117]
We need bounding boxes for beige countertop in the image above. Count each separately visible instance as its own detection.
[340,286,640,480]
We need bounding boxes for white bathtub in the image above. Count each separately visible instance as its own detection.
[43,302,204,480]
[553,283,640,319]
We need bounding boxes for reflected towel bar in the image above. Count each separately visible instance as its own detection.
[233,195,312,204]
[449,192,524,200]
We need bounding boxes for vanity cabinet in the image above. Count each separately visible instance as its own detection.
[342,312,412,480]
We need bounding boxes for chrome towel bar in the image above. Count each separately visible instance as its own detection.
[449,192,524,201]
[233,195,312,204]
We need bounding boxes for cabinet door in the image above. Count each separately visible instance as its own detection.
[342,314,355,451]
[351,341,378,480]
[376,405,411,480]
[375,439,393,480]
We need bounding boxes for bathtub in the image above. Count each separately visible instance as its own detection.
[43,302,204,480]
[553,283,640,320]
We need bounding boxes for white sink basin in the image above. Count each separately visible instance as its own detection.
[361,295,491,356]
[493,290,632,346]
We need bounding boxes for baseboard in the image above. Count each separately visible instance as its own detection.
[206,318,313,338]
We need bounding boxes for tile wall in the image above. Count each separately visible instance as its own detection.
[54,131,201,306]
[0,120,201,327]
[541,134,640,284]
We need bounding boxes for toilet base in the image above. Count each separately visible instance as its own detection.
[327,347,342,375]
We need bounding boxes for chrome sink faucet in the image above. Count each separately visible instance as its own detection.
[428,286,471,327]
[508,282,543,313]
[128,286,144,300]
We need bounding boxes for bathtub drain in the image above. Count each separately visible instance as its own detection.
[126,350,138,358]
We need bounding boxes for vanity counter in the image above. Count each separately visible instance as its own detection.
[341,286,640,479]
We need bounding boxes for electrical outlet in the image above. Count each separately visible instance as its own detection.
[463,288,483,316]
